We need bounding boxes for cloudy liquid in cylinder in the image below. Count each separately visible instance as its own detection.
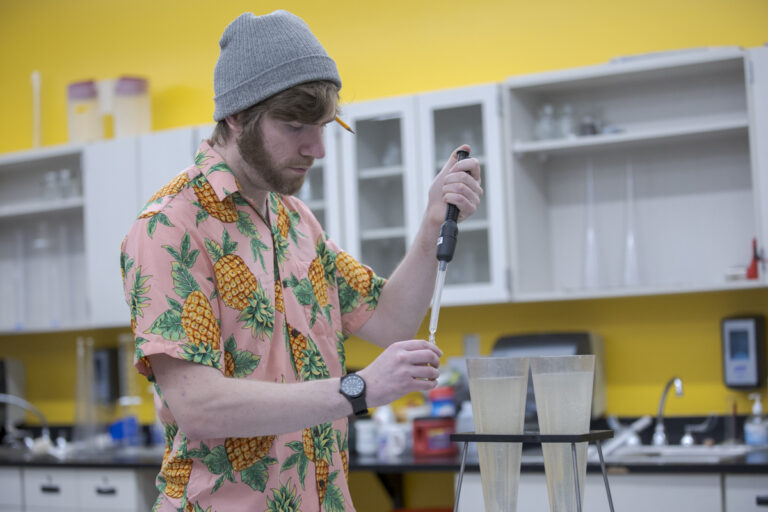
[469,375,528,512]
[533,371,593,512]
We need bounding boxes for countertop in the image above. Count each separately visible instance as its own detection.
[2,445,768,474]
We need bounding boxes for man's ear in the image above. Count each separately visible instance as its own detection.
[225,113,243,137]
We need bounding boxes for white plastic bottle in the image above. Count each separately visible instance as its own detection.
[744,393,768,446]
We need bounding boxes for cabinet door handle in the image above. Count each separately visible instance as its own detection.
[96,486,117,495]
[757,494,768,506]
[40,484,60,494]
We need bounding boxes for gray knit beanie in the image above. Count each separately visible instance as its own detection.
[213,10,341,121]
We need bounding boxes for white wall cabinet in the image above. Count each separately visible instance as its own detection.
[0,145,89,332]
[0,128,198,332]
[503,46,768,301]
[340,85,509,304]
[416,84,508,305]
[723,474,768,512]
[82,138,140,328]
[458,471,724,511]
[22,467,156,511]
[0,467,23,512]
[2,47,768,332]
[340,95,421,279]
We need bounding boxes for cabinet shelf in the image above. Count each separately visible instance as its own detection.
[514,278,766,303]
[512,115,748,157]
[361,226,407,241]
[358,165,404,179]
[458,219,489,232]
[0,196,84,219]
[0,143,84,167]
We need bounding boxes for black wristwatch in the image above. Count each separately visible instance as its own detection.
[339,373,368,417]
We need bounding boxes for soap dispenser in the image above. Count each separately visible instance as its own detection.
[744,393,768,445]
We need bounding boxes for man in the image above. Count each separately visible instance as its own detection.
[121,10,482,512]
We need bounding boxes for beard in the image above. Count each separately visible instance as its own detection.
[237,123,312,196]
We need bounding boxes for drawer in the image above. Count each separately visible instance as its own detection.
[0,467,23,506]
[78,468,138,510]
[23,468,78,509]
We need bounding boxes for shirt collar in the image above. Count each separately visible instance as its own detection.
[192,140,240,201]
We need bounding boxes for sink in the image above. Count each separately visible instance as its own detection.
[609,444,766,463]
[0,444,33,459]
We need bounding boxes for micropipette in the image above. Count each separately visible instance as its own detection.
[428,149,470,345]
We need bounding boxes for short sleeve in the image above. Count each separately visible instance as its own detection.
[121,212,222,380]
[323,237,386,336]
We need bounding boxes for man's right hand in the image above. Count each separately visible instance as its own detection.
[357,339,442,408]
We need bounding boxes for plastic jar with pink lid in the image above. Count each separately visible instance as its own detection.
[113,76,151,138]
[67,80,102,143]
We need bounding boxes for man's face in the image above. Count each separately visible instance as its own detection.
[237,114,330,196]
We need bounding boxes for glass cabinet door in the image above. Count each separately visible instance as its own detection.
[340,96,420,278]
[417,84,509,305]
[297,126,343,244]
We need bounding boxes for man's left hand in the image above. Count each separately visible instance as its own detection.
[426,144,483,227]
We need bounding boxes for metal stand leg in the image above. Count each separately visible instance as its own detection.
[595,440,615,512]
[571,442,582,512]
[453,441,468,512]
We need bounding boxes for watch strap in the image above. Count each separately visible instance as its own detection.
[349,394,368,417]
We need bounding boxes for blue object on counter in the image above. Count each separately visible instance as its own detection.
[109,416,141,446]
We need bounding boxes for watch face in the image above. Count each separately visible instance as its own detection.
[341,374,364,397]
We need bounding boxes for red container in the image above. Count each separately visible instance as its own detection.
[412,417,457,457]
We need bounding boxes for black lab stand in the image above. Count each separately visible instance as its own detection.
[450,430,616,512]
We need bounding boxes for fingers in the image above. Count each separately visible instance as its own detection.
[392,339,443,361]
[437,147,483,220]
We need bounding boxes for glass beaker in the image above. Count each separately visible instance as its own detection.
[466,356,530,512]
[531,355,595,512]
[73,336,100,452]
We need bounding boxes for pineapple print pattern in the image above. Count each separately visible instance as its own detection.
[135,173,187,236]
[148,171,189,204]
[206,230,274,339]
[222,336,260,378]
[193,174,239,223]
[224,435,275,471]
[146,231,222,368]
[336,429,349,483]
[336,250,385,313]
[189,436,277,494]
[161,455,193,499]
[281,422,344,510]
[159,424,193,499]
[269,193,303,262]
[285,324,330,381]
[121,142,393,510]
[266,480,302,511]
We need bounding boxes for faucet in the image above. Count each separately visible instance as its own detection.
[0,393,51,446]
[652,377,684,446]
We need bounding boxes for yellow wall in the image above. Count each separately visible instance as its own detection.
[2,0,767,153]
[1,1,768,509]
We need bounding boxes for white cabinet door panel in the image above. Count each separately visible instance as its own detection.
[23,468,79,509]
[83,138,139,328]
[78,468,139,510]
[0,467,23,507]
[724,474,768,512]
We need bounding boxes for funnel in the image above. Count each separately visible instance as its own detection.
[531,355,595,512]
[466,356,529,512]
